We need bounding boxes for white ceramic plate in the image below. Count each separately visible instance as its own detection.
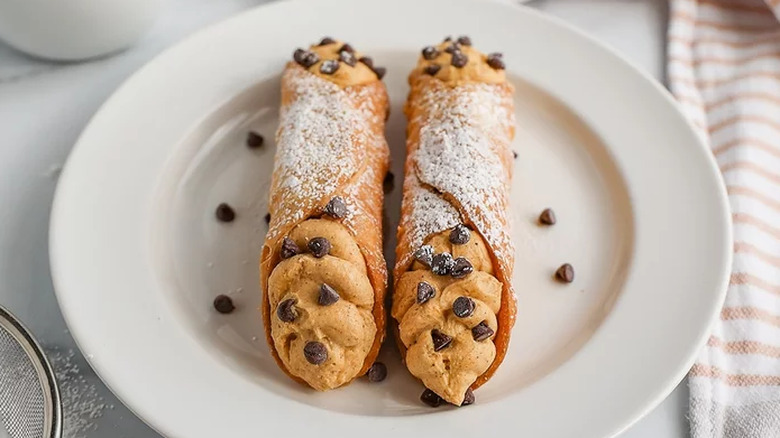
[50,1,732,437]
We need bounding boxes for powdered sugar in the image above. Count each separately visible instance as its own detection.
[401,175,460,267]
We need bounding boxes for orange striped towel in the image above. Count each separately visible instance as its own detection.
[668,0,780,435]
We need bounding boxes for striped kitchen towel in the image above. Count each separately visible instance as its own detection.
[668,0,780,436]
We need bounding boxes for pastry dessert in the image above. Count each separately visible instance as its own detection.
[392,36,516,406]
[260,38,389,391]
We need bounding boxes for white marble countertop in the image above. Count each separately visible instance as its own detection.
[0,0,688,436]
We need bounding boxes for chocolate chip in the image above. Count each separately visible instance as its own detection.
[318,283,340,306]
[416,282,435,304]
[539,208,556,225]
[555,263,575,283]
[443,36,453,42]
[297,50,319,68]
[487,53,505,70]
[431,252,455,276]
[431,329,453,351]
[246,131,264,149]
[359,56,374,68]
[304,341,328,365]
[339,43,355,53]
[276,298,297,322]
[320,59,340,75]
[372,66,387,80]
[319,37,336,46]
[215,203,235,222]
[367,362,387,382]
[513,150,518,159]
[449,224,471,244]
[413,245,434,267]
[293,48,305,63]
[422,46,439,60]
[421,388,443,407]
[424,64,441,76]
[461,388,475,406]
[457,36,472,46]
[472,321,494,341]
[308,237,331,258]
[451,257,474,279]
[339,50,357,67]
[452,296,475,318]
[444,43,460,54]
[451,51,468,68]
[383,171,394,193]
[281,237,300,259]
[213,294,235,314]
[264,213,271,224]
[324,196,348,219]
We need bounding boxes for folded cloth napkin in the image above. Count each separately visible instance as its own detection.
[668,0,780,436]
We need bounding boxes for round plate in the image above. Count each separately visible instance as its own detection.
[50,1,732,437]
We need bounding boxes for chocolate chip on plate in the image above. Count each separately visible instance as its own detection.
[383,171,394,193]
[457,36,472,46]
[276,298,298,322]
[451,257,473,279]
[280,237,300,259]
[339,50,357,67]
[413,245,434,267]
[555,263,575,283]
[461,388,475,406]
[539,208,556,225]
[339,43,355,53]
[367,362,387,383]
[431,252,455,276]
[431,329,453,351]
[318,283,340,306]
[449,224,471,244]
[304,341,328,365]
[246,131,264,149]
[486,52,505,70]
[264,213,271,224]
[215,203,236,222]
[308,237,331,258]
[452,296,475,318]
[472,321,494,341]
[444,43,460,54]
[421,388,443,407]
[416,282,436,304]
[319,36,336,46]
[359,56,374,68]
[451,51,468,68]
[512,150,518,159]
[422,46,439,60]
[213,294,235,314]
[372,66,387,80]
[320,59,340,75]
[324,196,348,219]
[424,64,441,76]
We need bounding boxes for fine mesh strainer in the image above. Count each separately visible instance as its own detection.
[0,306,61,438]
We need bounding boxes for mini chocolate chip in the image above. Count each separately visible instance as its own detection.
[276,298,297,322]
[449,224,471,244]
[281,237,300,259]
[213,294,235,314]
[383,172,395,193]
[293,48,305,63]
[320,59,340,75]
[264,213,271,224]
[486,53,505,70]
[539,208,556,225]
[461,388,475,406]
[452,296,475,318]
[431,252,455,276]
[443,36,453,42]
[308,237,331,258]
[444,43,460,54]
[359,56,374,68]
[339,50,357,67]
[422,46,439,60]
[424,64,441,76]
[339,43,355,53]
[431,329,453,351]
[304,341,328,365]
[472,321,494,341]
[451,51,468,68]
[513,150,518,159]
[416,282,435,304]
[319,37,336,46]
[215,203,235,222]
[451,257,474,279]
[324,196,348,219]
[318,283,340,306]
[556,263,575,283]
[457,36,472,46]
[298,50,319,68]
[367,362,387,382]
[246,131,264,149]
[372,66,387,80]
[421,388,443,407]
[414,245,434,267]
